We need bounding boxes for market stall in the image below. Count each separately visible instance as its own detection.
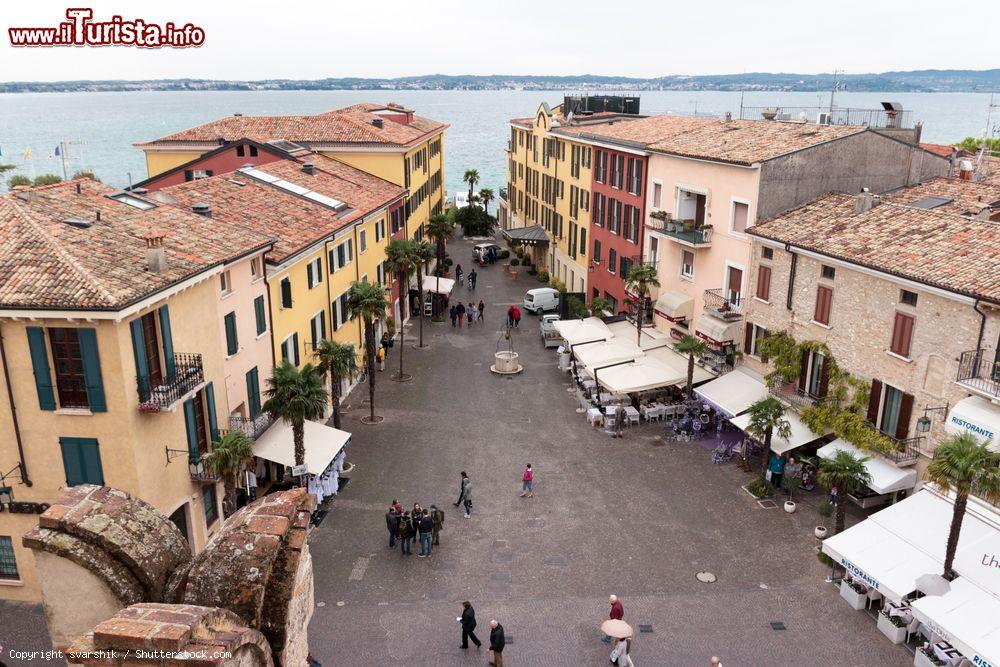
[595,358,685,395]
[253,418,351,504]
[422,274,456,295]
[694,368,769,417]
[817,439,918,507]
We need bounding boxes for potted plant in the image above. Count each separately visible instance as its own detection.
[784,476,802,513]
[665,219,678,232]
[744,478,774,499]
[877,608,908,644]
[839,578,867,611]
[696,225,713,243]
[915,645,945,667]
[509,258,520,267]
[681,219,696,233]
[815,525,828,539]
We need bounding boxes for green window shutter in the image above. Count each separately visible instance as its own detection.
[224,312,238,355]
[159,306,175,381]
[254,296,266,335]
[292,333,300,366]
[129,318,149,400]
[307,262,314,288]
[26,327,56,410]
[204,383,219,443]
[320,312,327,340]
[246,367,261,419]
[183,398,199,460]
[77,328,106,412]
[59,437,104,486]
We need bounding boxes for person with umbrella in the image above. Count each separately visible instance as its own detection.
[602,595,624,642]
[610,635,635,666]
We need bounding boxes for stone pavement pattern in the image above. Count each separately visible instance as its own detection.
[306,235,910,666]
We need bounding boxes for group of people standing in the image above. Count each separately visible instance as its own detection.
[450,300,485,327]
[385,500,443,558]
[453,265,478,289]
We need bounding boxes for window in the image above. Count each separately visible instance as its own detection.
[280,278,292,308]
[593,239,602,263]
[375,218,385,242]
[813,285,833,325]
[250,257,262,279]
[59,437,104,486]
[249,145,258,157]
[821,265,836,280]
[281,334,300,366]
[756,265,772,301]
[608,248,617,274]
[605,293,617,313]
[580,228,587,256]
[0,536,18,580]
[869,380,914,439]
[219,271,232,294]
[254,296,267,336]
[900,290,918,307]
[246,367,261,419]
[681,250,694,279]
[652,182,662,209]
[306,257,323,289]
[49,328,88,408]
[807,351,826,398]
[628,158,642,194]
[330,239,353,272]
[746,323,768,357]
[203,485,218,527]
[731,201,749,234]
[762,247,774,260]
[236,145,245,157]
[880,384,903,436]
[224,312,238,356]
[890,312,915,358]
[311,311,326,347]
[648,237,658,265]
[620,256,633,280]
[360,230,367,253]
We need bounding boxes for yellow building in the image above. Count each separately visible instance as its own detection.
[135,103,447,241]
[0,180,271,602]
[504,102,593,293]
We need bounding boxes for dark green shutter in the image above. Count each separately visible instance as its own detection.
[224,312,238,355]
[26,327,56,410]
[320,312,326,340]
[77,328,106,412]
[159,306,175,381]
[59,437,104,486]
[246,367,260,419]
[254,296,266,335]
[183,398,199,461]
[332,301,340,331]
[129,319,149,400]
[292,333,300,366]
[307,262,314,288]
[204,383,219,443]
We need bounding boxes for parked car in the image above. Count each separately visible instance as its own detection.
[472,243,502,262]
[540,313,562,348]
[523,287,560,314]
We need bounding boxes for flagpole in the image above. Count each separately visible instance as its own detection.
[60,139,68,181]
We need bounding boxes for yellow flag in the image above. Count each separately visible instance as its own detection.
[23,147,30,160]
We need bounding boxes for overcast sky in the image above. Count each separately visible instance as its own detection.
[2,0,996,81]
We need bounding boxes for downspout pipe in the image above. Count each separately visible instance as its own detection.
[785,243,797,311]
[0,322,31,486]
[973,299,987,352]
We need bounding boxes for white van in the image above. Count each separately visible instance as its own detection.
[523,287,560,314]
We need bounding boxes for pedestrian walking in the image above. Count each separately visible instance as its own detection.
[455,264,463,286]
[477,300,485,322]
[767,452,786,490]
[603,595,624,642]
[431,503,444,545]
[376,345,386,371]
[469,269,478,290]
[460,475,473,518]
[449,305,457,327]
[458,601,481,649]
[489,620,505,667]
[398,511,413,556]
[385,505,400,548]
[453,471,469,507]
[711,657,724,667]
[487,247,496,264]
[506,305,515,328]
[466,302,476,325]
[512,306,521,328]
[456,302,466,328]
[610,637,634,667]
[520,463,534,498]
[418,509,434,557]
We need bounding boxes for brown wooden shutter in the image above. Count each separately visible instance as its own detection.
[867,379,882,423]
[896,392,914,440]
[818,356,830,398]
[744,323,754,354]
[891,312,914,357]
[814,286,832,324]
[756,266,771,301]
[797,350,810,392]
[760,331,769,364]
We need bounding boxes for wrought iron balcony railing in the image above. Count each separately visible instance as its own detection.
[877,435,922,467]
[957,349,1000,399]
[703,289,745,320]
[768,383,821,410]
[136,353,204,413]
[188,453,221,483]
[646,215,713,246]
[228,413,276,441]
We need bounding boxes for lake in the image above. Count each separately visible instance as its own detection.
[1,90,994,195]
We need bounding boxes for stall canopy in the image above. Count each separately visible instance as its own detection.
[596,358,685,395]
[421,275,456,296]
[694,368,769,417]
[573,339,643,370]
[645,346,714,385]
[911,578,1000,667]
[693,315,742,347]
[605,320,673,350]
[654,291,694,323]
[729,409,828,455]
[253,419,351,476]
[946,395,1000,451]
[817,439,917,495]
[554,318,612,347]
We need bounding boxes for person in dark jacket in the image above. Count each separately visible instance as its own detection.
[459,601,481,649]
[456,302,466,328]
[453,471,469,507]
[449,304,457,327]
[385,505,400,548]
[398,511,413,556]
[430,504,444,545]
[418,509,434,557]
[489,620,505,667]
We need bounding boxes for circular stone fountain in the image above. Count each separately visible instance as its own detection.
[490,350,523,375]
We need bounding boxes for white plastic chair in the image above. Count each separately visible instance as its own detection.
[866,589,883,610]
[904,617,922,644]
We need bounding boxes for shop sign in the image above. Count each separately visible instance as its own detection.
[839,557,881,592]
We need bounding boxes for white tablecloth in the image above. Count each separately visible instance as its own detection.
[932,641,964,666]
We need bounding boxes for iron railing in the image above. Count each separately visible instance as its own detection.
[769,383,821,410]
[499,187,508,202]
[697,350,735,375]
[877,435,922,467]
[646,216,712,245]
[136,353,204,412]
[703,289,745,319]
[739,106,913,129]
[957,349,1000,399]
[188,453,221,483]
[228,413,275,441]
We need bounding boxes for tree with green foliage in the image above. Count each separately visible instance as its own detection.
[7,175,30,189]
[32,174,62,186]
[674,334,709,399]
[566,296,588,320]
[427,213,455,275]
[818,449,872,534]
[925,432,1000,578]
[478,187,494,213]
[71,169,100,181]
[412,240,434,346]
[385,239,418,380]
[454,204,497,237]
[312,339,358,430]
[346,280,389,423]
[625,264,659,346]
[262,361,328,469]
[588,296,612,317]
[204,430,255,516]
[955,136,1000,156]
[0,165,15,175]
[463,169,480,202]
[744,396,793,479]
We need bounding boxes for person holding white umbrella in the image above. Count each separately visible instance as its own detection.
[610,636,635,666]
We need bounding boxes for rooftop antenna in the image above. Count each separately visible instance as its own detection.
[829,69,844,113]
[973,94,998,181]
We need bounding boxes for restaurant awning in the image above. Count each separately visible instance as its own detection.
[253,419,351,476]
[945,395,1000,452]
[606,320,673,350]
[729,409,828,455]
[654,291,694,323]
[645,346,714,385]
[501,224,550,246]
[694,368,769,417]
[554,318,612,347]
[693,315,742,347]
[596,358,685,395]
[817,439,918,495]
[575,339,643,370]
[910,578,1000,667]
[422,275,456,296]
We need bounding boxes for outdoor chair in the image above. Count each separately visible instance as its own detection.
[904,617,922,644]
[866,589,883,610]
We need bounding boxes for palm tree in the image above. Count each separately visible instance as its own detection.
[313,339,358,430]
[385,239,417,381]
[744,396,792,479]
[818,449,872,534]
[674,334,709,399]
[427,213,455,274]
[588,296,612,317]
[262,361,327,470]
[346,281,389,423]
[925,432,1000,578]
[203,430,254,516]
[411,240,434,347]
[463,169,480,203]
[478,187,495,214]
[625,264,660,346]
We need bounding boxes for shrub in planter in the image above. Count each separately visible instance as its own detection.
[536,268,550,283]
[843,578,867,595]
[879,608,907,628]
[550,277,566,292]
[817,500,834,518]
[444,257,454,268]
[499,249,510,259]
[817,551,836,568]
[746,479,774,498]
[509,258,520,267]
[917,645,946,666]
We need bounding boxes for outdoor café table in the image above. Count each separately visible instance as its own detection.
[641,405,661,421]
[586,407,603,426]
[886,602,913,624]
[582,379,597,391]
[624,405,640,425]
[932,642,964,666]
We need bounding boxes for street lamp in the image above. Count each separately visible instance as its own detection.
[916,405,949,433]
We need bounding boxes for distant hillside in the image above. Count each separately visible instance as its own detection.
[2,69,999,93]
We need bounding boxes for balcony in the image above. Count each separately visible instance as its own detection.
[877,435,922,467]
[703,289,745,321]
[499,187,508,202]
[137,353,205,413]
[188,454,221,483]
[646,214,712,247]
[956,349,1000,400]
[769,382,821,411]
[739,105,914,129]
[228,413,275,441]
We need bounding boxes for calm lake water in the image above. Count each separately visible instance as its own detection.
[1,90,994,194]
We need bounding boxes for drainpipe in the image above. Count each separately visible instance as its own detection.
[973,299,987,352]
[0,322,31,486]
[785,243,797,311]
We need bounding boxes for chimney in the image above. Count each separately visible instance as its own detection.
[13,187,31,201]
[301,162,316,175]
[76,182,82,194]
[724,111,732,122]
[372,118,384,129]
[959,160,974,181]
[853,190,876,214]
[192,202,212,218]
[142,229,167,273]
[96,210,101,222]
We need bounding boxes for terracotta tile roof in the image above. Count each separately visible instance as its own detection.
[748,193,1000,303]
[883,176,1000,215]
[159,154,405,263]
[0,180,272,310]
[137,103,446,148]
[552,114,868,165]
[919,143,961,158]
[509,110,632,129]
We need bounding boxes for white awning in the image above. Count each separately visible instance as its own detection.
[654,291,694,323]
[945,395,1000,452]
[729,409,827,455]
[253,419,351,476]
[606,320,673,350]
[693,315,742,347]
[911,578,1000,667]
[645,346,714,384]
[574,339,643,370]
[554,318,612,347]
[817,439,918,495]
[422,275,456,296]
[694,369,769,417]
[596,358,685,394]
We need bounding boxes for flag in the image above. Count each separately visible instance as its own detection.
[54,145,61,157]
[23,147,30,160]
